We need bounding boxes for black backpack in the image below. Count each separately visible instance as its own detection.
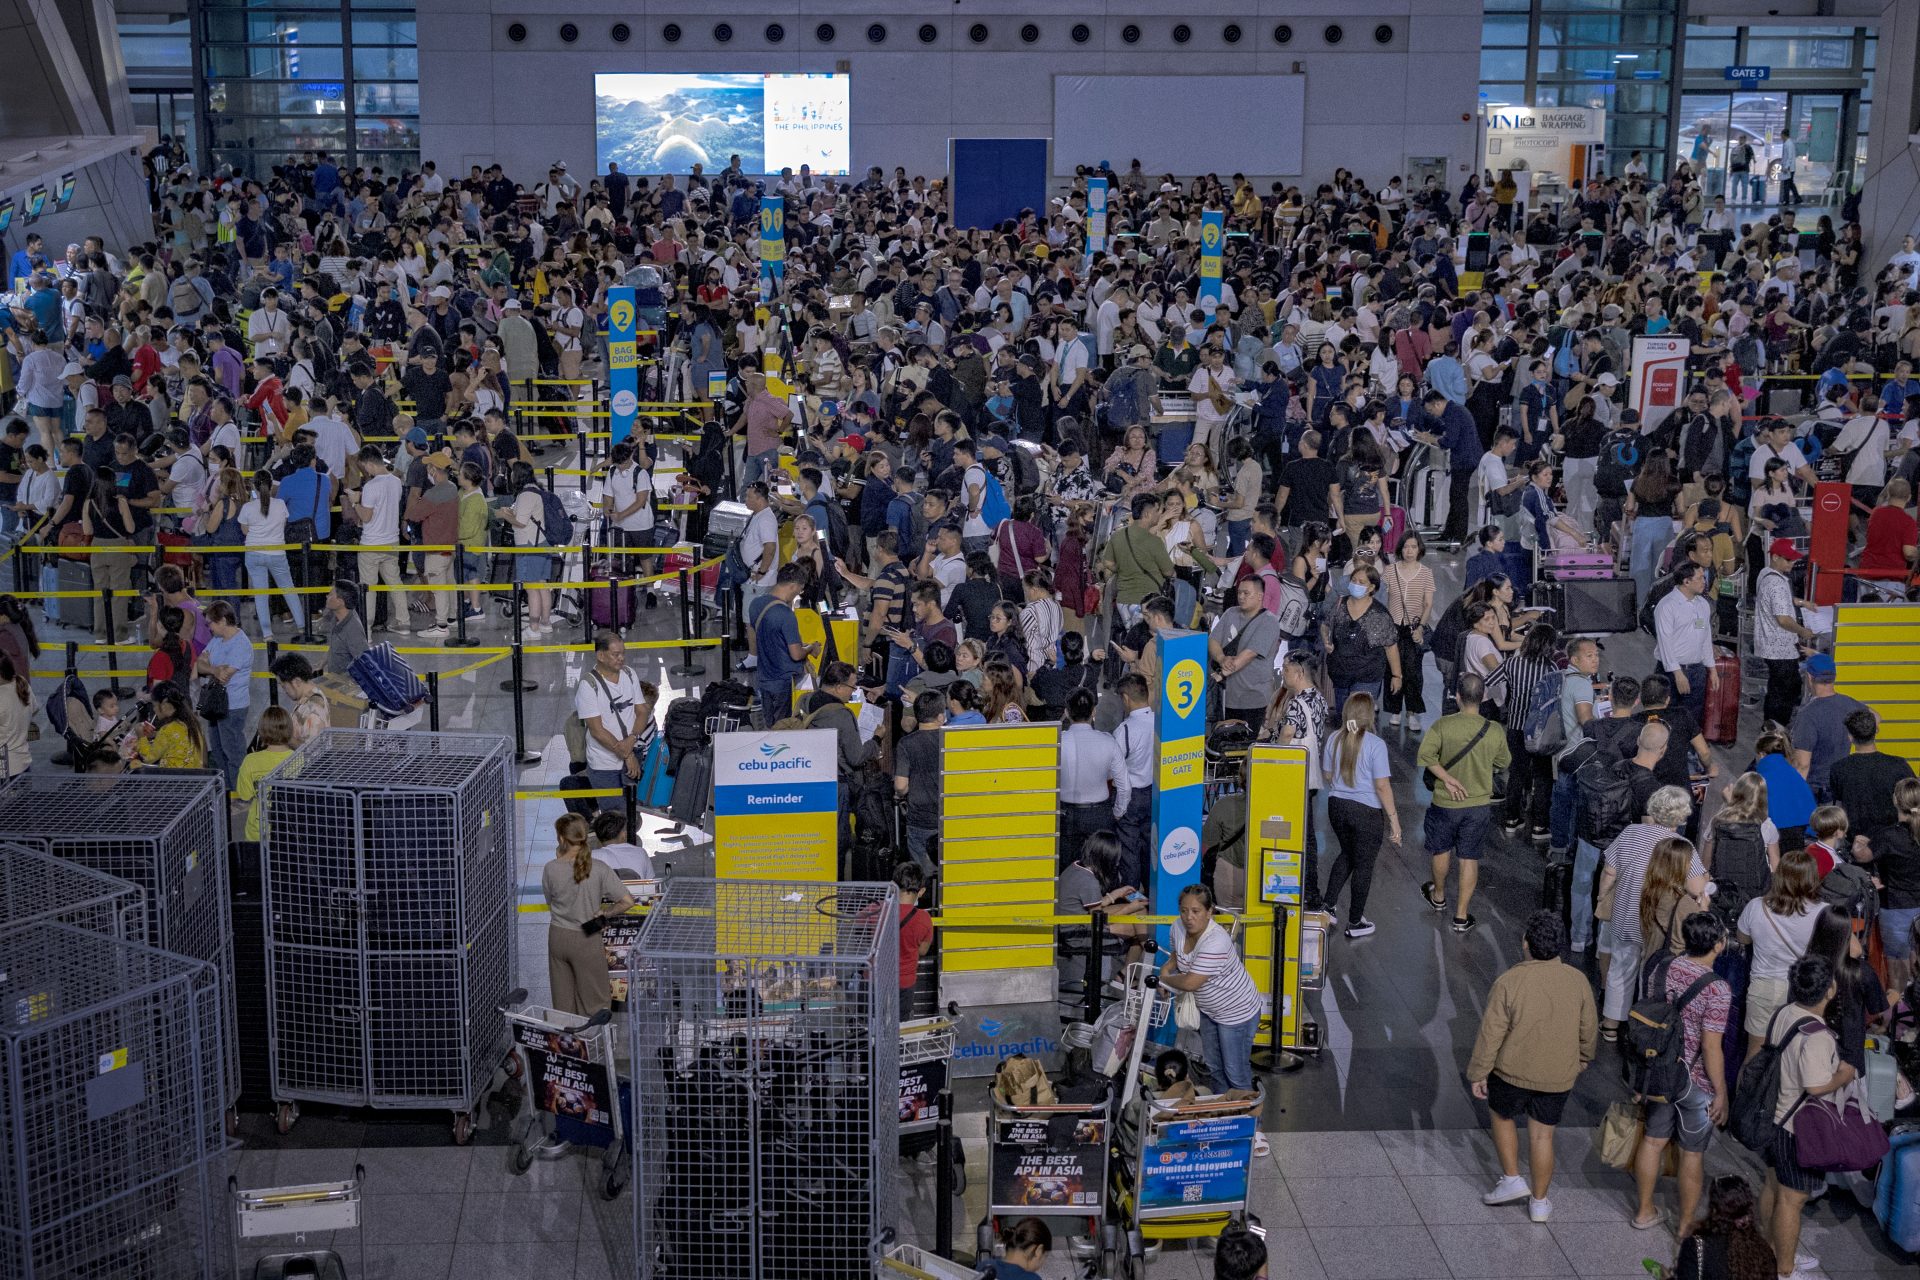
[662,696,708,770]
[1594,429,1642,498]
[1709,820,1770,927]
[1820,860,1879,932]
[1730,1014,1823,1152]
[1624,954,1718,1104]
[1576,755,1637,850]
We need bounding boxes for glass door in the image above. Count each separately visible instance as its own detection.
[1785,93,1845,202]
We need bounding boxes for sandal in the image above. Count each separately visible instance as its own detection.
[1600,1024,1620,1044]
[1420,881,1446,912]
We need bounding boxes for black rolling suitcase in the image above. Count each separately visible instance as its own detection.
[1540,855,1573,927]
[230,884,273,1110]
[1530,580,1564,617]
[669,746,712,823]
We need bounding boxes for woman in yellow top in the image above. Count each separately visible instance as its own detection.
[235,706,296,843]
[125,682,208,770]
[1492,169,1519,230]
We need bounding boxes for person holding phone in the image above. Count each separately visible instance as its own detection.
[542,812,634,1018]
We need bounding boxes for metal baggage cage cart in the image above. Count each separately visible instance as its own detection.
[881,1241,990,1280]
[229,1165,367,1280]
[900,1014,966,1192]
[0,839,146,940]
[501,994,633,1200]
[978,1081,1117,1276]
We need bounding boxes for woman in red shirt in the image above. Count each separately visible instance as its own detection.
[1858,477,1917,582]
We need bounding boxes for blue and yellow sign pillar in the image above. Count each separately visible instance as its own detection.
[759,196,785,303]
[1086,177,1109,257]
[606,285,638,445]
[1197,210,1225,311]
[1152,632,1208,943]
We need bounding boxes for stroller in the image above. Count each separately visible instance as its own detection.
[43,671,124,771]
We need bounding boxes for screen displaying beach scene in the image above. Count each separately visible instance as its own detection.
[595,73,850,175]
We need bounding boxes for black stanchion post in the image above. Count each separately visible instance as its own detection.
[576,427,589,492]
[501,585,539,763]
[447,542,479,648]
[297,540,316,643]
[265,640,280,707]
[718,586,733,680]
[725,428,738,499]
[934,1088,955,1261]
[427,671,440,731]
[671,568,703,677]
[582,532,596,645]
[624,774,638,836]
[543,466,556,494]
[1085,906,1108,1025]
[97,584,113,644]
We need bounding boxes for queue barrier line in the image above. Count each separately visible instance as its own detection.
[20,542,698,556]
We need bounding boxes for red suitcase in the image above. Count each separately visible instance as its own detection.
[1703,648,1741,745]
[1380,504,1409,556]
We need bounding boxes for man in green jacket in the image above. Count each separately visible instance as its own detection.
[1466,909,1597,1224]
[1099,491,1177,625]
[1416,669,1511,934]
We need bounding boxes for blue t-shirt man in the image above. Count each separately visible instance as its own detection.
[751,585,810,723]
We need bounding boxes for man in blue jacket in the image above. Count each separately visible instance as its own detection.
[1414,389,1480,546]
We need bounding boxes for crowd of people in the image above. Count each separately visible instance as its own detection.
[5,144,1920,1277]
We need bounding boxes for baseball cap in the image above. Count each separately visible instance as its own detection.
[1595,373,1618,387]
[59,361,83,378]
[1768,537,1805,562]
[1129,344,1152,360]
[1803,653,1836,679]
[502,300,523,311]
[431,285,452,300]
[1601,303,1624,321]
[424,449,454,469]
[111,374,132,388]
[403,427,429,448]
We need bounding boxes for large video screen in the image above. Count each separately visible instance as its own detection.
[595,73,851,176]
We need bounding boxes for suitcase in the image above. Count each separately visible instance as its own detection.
[1407,460,1449,534]
[1540,855,1573,926]
[1531,581,1565,617]
[1541,549,1615,580]
[1872,1124,1920,1253]
[1379,504,1409,557]
[56,559,94,629]
[588,563,638,631]
[668,745,712,823]
[638,734,673,809]
[1559,576,1638,634]
[1766,385,1805,418]
[1702,648,1741,745]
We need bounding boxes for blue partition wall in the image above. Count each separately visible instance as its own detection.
[949,138,1050,231]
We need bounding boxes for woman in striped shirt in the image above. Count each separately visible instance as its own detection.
[1499,623,1561,844]
[1017,569,1062,677]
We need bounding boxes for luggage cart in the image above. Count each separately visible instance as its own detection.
[900,1015,965,1192]
[881,1242,990,1279]
[977,1081,1117,1276]
[501,996,632,1200]
[230,1165,367,1280]
[1109,1087,1263,1277]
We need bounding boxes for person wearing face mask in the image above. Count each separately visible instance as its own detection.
[1321,564,1402,715]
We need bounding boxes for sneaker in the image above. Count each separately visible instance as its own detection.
[1793,1251,1819,1272]
[1252,1134,1271,1158]
[1452,914,1478,934]
[740,654,759,671]
[1387,714,1401,729]
[1482,1174,1530,1206]
[463,606,485,620]
[1528,1197,1552,1223]
[1321,904,1338,924]
[1344,918,1376,939]
[1501,817,1526,835]
[417,625,449,639]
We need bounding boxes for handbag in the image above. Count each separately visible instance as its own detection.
[57,521,93,563]
[1597,1099,1643,1170]
[1792,1087,1891,1172]
[1174,991,1201,1032]
[196,677,230,723]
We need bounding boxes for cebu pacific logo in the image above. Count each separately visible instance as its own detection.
[758,743,791,759]
[610,298,634,331]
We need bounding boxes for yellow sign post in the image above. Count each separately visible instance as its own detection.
[1239,745,1320,1055]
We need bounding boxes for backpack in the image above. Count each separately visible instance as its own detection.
[662,695,708,769]
[525,485,573,548]
[1521,666,1568,755]
[1708,820,1770,927]
[1272,575,1311,640]
[1678,413,1717,476]
[169,275,203,316]
[807,494,850,558]
[1730,1015,1822,1152]
[1487,479,1524,518]
[1594,429,1642,498]
[1820,860,1879,931]
[715,531,753,590]
[978,469,1012,528]
[1576,754,1637,849]
[1624,955,1719,1104]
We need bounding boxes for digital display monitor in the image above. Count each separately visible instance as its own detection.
[24,187,46,219]
[595,73,850,176]
[0,201,12,234]
[56,173,75,205]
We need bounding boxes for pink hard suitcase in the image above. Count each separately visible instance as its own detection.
[1541,549,1615,580]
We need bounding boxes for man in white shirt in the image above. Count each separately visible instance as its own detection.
[1891,235,1920,292]
[919,524,966,607]
[1094,284,1128,369]
[1831,392,1890,488]
[1653,562,1716,726]
[574,631,650,805]
[304,393,358,479]
[1475,428,1525,530]
[246,288,290,358]
[418,161,445,196]
[953,439,992,553]
[604,442,655,547]
[1753,539,1816,727]
[1747,418,1817,488]
[1187,345,1238,458]
[347,446,411,633]
[736,481,781,668]
[1055,316,1092,402]
[1059,688,1127,857]
[1112,674,1157,889]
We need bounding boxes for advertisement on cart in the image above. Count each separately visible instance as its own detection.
[899,1057,948,1125]
[989,1116,1109,1212]
[1137,1113,1259,1212]
[513,1022,615,1140]
[601,915,647,1004]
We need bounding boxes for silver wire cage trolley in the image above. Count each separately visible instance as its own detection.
[0,922,229,1279]
[500,995,632,1200]
[257,730,517,1143]
[0,841,147,942]
[0,772,240,1122]
[607,877,901,1280]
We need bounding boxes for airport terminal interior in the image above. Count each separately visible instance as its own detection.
[5,1,1920,1278]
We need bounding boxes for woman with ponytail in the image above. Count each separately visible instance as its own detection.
[1319,692,1401,940]
[1666,1175,1776,1279]
[541,812,634,1016]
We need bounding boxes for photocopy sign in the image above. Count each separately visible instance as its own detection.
[712,730,837,882]
[1482,106,1605,186]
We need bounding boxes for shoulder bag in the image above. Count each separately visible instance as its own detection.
[1422,716,1496,796]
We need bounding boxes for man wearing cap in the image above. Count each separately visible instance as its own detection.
[103,376,149,440]
[404,450,460,638]
[1790,654,1867,803]
[1754,539,1817,727]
